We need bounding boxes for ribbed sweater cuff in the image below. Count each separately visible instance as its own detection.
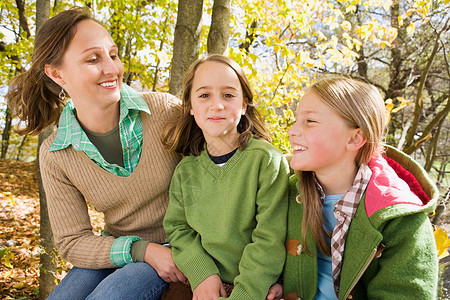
[181,254,219,290]
[220,285,251,300]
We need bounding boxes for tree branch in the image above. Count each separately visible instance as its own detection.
[403,18,449,152]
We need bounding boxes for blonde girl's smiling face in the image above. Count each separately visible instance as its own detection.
[190,61,247,154]
[47,20,124,111]
[288,91,359,176]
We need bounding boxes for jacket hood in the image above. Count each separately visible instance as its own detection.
[365,145,438,218]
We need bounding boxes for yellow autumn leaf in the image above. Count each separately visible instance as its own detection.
[385,98,394,112]
[407,23,416,36]
[385,99,393,124]
[346,5,357,13]
[405,8,415,18]
[391,96,411,113]
[341,21,351,31]
[3,270,12,278]
[326,48,343,63]
[13,282,26,289]
[386,28,398,44]
[7,195,16,206]
[434,226,450,259]
[3,251,15,268]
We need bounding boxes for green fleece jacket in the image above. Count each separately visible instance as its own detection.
[283,145,439,300]
[164,138,289,300]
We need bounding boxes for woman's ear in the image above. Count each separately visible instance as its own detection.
[44,64,65,86]
[242,99,248,115]
[347,128,367,152]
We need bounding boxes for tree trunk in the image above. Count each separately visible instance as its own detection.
[1,1,30,160]
[15,0,31,38]
[36,1,56,299]
[15,134,27,161]
[37,126,56,300]
[207,0,231,55]
[169,0,203,96]
[1,106,12,159]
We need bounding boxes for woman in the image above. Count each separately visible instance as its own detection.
[7,7,186,299]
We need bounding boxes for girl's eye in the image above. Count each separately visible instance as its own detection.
[224,93,234,98]
[110,54,118,60]
[199,93,209,98]
[306,119,316,123]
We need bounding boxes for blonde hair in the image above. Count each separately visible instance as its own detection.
[299,76,386,256]
[6,7,97,135]
[162,54,270,156]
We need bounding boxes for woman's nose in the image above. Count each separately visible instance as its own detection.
[103,56,120,76]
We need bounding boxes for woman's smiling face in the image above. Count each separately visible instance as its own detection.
[54,19,124,110]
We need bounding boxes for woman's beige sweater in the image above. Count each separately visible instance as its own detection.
[40,92,181,269]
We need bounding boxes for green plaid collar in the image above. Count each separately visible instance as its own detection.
[50,84,149,152]
[49,84,149,176]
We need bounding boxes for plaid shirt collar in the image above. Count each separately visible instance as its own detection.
[49,84,149,152]
[314,164,372,297]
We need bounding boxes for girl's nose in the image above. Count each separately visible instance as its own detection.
[288,122,300,137]
[210,97,224,111]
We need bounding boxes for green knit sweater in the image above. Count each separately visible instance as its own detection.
[164,138,289,300]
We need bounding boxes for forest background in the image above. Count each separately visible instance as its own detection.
[0,0,449,299]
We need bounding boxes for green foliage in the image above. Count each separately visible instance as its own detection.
[0,0,34,85]
[0,0,448,167]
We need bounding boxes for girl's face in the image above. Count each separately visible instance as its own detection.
[48,20,124,111]
[190,61,247,151]
[288,91,358,176]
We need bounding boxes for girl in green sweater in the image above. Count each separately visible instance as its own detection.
[162,54,289,300]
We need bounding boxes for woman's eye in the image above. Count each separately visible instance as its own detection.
[87,56,98,63]
[110,54,118,60]
[306,119,316,123]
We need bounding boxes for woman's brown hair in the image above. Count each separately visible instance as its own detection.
[162,54,271,156]
[299,76,386,256]
[6,7,97,135]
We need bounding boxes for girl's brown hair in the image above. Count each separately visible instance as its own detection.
[6,7,97,135]
[299,76,386,256]
[162,54,271,156]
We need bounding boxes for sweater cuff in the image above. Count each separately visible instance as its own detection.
[110,236,142,267]
[220,285,251,300]
[131,240,149,262]
[181,254,219,290]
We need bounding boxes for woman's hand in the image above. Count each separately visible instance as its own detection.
[193,274,227,300]
[144,243,188,283]
[266,283,284,300]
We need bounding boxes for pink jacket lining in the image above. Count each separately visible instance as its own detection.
[365,154,430,217]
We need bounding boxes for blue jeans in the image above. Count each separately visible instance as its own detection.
[47,262,168,300]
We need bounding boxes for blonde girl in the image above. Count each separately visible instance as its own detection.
[282,77,438,300]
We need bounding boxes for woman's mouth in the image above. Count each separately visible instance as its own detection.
[99,80,117,88]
